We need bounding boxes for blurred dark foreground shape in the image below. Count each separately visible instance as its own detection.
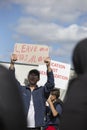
[0,65,27,130]
[59,38,87,130]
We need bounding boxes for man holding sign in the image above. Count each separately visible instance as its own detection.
[9,54,54,130]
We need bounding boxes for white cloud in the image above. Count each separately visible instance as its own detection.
[14,17,87,43]
[7,0,87,45]
[1,0,87,63]
[16,0,87,23]
[1,0,87,23]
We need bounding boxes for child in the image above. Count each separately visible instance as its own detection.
[44,88,63,130]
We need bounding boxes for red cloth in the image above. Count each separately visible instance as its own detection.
[45,126,56,130]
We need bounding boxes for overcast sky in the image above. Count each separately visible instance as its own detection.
[0,0,87,67]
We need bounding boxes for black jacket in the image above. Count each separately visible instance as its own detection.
[0,65,27,130]
[59,38,87,130]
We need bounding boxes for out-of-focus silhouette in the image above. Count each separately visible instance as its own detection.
[0,65,27,130]
[59,38,87,130]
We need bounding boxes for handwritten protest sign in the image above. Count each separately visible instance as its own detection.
[38,60,71,90]
[13,43,49,65]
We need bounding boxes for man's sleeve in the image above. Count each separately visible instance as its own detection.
[9,68,21,87]
[44,70,55,94]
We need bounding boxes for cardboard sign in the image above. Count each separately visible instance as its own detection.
[13,43,49,65]
[38,60,71,90]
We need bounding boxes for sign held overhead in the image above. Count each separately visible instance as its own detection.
[38,60,71,90]
[14,43,49,65]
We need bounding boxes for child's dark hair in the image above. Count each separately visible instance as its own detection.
[50,88,60,99]
[28,69,40,78]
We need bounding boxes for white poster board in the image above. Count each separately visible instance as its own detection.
[38,60,71,90]
[14,43,49,65]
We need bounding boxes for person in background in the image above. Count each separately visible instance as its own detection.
[9,54,54,130]
[0,65,27,130]
[59,38,87,130]
[44,88,63,130]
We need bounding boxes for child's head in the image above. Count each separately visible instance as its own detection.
[50,88,60,99]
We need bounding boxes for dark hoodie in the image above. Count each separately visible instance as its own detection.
[0,65,27,130]
[59,38,87,130]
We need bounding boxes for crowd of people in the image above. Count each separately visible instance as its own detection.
[0,38,87,130]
